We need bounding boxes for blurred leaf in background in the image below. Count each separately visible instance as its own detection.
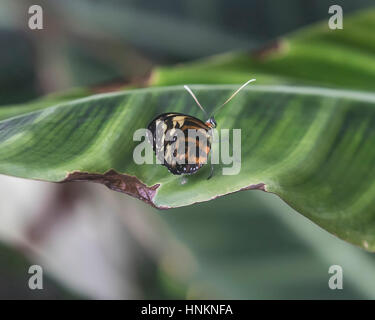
[154,191,375,299]
[0,241,80,299]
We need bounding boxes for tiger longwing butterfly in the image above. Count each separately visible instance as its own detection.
[147,79,256,179]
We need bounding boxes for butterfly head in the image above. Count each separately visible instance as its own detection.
[206,117,217,128]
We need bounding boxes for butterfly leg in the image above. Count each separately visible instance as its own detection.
[207,164,214,180]
[180,175,188,185]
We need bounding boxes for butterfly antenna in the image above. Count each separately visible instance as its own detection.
[211,79,256,116]
[184,85,208,117]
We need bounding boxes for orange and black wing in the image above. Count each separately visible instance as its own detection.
[147,113,212,175]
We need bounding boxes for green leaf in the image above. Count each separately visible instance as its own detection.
[0,88,90,122]
[0,84,374,250]
[153,9,375,92]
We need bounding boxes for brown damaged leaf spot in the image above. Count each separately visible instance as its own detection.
[62,169,160,208]
[183,182,267,209]
[90,71,153,94]
[208,182,267,203]
[251,39,288,60]
[167,182,267,209]
[62,169,267,209]
[240,183,267,192]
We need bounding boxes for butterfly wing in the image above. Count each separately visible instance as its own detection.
[147,113,212,175]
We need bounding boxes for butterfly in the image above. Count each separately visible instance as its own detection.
[147,79,256,179]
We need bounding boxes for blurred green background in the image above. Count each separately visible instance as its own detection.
[1,0,375,299]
